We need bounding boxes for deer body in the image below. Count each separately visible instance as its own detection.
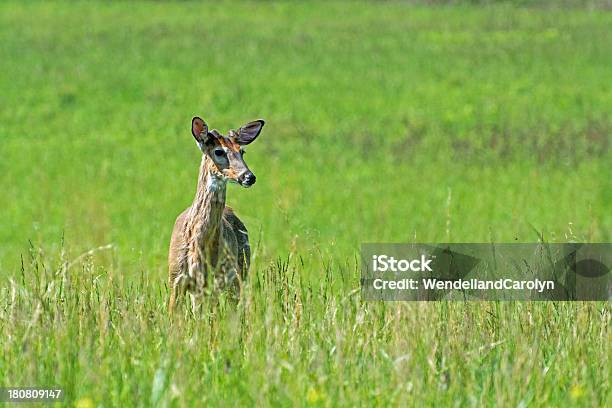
[168,117,264,312]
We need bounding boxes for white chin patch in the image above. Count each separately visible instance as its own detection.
[206,175,226,192]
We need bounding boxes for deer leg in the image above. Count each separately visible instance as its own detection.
[168,272,189,314]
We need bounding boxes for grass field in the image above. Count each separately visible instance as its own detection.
[0,1,610,406]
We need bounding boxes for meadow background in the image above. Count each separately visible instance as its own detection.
[0,1,610,406]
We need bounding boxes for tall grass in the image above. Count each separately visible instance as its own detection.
[2,243,609,406]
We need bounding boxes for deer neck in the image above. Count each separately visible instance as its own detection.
[185,155,226,264]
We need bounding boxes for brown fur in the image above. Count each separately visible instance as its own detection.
[168,156,250,313]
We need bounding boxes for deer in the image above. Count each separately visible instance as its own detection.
[168,116,264,313]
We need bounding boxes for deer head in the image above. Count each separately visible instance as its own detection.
[191,116,264,188]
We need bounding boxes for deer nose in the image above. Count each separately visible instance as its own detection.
[239,172,256,187]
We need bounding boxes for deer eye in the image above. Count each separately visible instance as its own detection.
[214,148,225,157]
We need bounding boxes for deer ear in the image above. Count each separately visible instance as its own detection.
[191,117,209,144]
[236,120,264,145]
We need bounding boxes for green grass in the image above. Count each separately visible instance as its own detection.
[0,1,610,406]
